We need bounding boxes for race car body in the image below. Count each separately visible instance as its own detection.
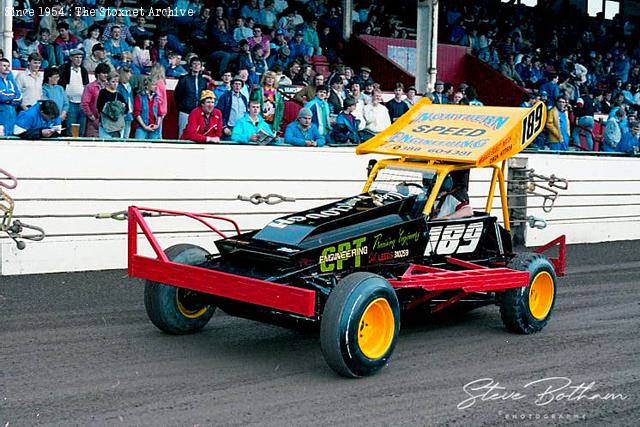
[127,100,565,377]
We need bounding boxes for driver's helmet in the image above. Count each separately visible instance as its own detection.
[422,172,453,195]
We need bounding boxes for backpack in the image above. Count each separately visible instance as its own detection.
[101,100,125,133]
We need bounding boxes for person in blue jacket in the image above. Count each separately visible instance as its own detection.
[13,100,62,139]
[305,85,331,136]
[0,58,23,136]
[231,100,275,144]
[284,108,325,147]
[331,97,361,144]
[617,121,640,154]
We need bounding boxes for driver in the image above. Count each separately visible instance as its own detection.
[432,171,473,220]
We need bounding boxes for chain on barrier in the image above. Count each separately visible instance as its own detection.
[522,169,569,213]
[0,168,46,250]
[237,193,296,205]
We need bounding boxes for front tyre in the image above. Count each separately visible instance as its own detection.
[144,244,215,334]
[500,253,557,334]
[320,272,400,378]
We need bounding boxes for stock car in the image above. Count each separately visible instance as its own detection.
[127,100,565,377]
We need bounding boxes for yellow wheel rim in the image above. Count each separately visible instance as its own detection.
[528,271,554,320]
[176,288,209,319]
[357,298,395,359]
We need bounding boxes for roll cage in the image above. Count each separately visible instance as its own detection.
[364,159,512,230]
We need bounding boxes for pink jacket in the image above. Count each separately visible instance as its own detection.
[156,78,168,117]
[80,80,101,118]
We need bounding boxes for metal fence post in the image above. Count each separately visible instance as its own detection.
[507,157,528,247]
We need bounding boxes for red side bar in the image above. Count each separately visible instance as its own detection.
[390,259,529,293]
[534,234,566,277]
[127,206,316,317]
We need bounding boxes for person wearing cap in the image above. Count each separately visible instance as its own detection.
[83,43,113,74]
[305,84,331,136]
[284,107,325,147]
[352,66,372,87]
[385,82,410,122]
[431,80,448,104]
[0,58,23,136]
[231,100,275,144]
[16,53,44,111]
[59,49,89,137]
[329,97,360,145]
[571,94,595,150]
[217,78,249,137]
[182,89,223,143]
[538,90,549,107]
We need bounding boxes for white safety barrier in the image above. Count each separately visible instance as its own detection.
[0,139,638,275]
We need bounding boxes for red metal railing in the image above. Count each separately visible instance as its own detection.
[390,258,529,293]
[534,234,567,277]
[127,206,316,317]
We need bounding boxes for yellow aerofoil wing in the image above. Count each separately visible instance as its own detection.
[356,99,547,167]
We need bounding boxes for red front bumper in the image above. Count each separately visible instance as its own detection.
[128,206,317,317]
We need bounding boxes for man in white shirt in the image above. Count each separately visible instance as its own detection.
[60,50,89,136]
[16,53,44,110]
[363,89,391,137]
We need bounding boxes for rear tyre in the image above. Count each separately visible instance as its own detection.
[320,272,400,378]
[144,244,215,334]
[500,253,557,334]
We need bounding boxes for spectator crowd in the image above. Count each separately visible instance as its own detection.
[0,0,638,154]
[0,0,422,146]
[442,0,640,154]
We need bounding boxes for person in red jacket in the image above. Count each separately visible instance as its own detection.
[182,90,223,143]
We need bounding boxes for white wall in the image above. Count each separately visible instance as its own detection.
[1,140,638,275]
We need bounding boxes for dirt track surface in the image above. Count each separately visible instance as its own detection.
[1,241,639,426]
